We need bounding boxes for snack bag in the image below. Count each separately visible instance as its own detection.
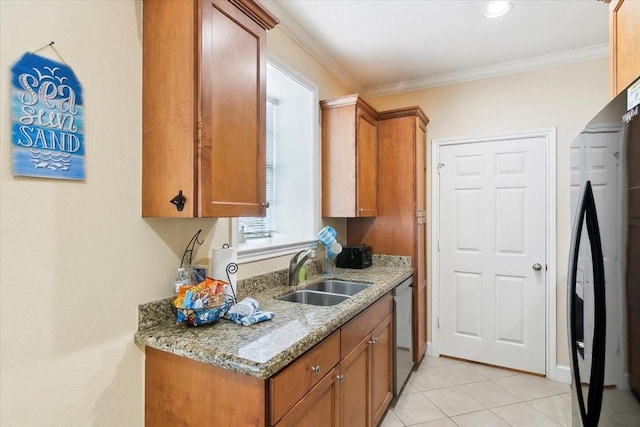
[172,278,230,326]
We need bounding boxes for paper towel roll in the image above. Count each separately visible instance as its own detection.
[210,246,237,301]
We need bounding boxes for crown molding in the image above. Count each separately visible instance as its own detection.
[258,0,608,98]
[257,0,363,93]
[363,44,609,97]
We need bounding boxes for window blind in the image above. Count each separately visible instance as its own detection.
[239,99,276,238]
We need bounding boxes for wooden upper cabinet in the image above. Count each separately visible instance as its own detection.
[142,0,277,217]
[609,0,640,98]
[321,95,378,218]
[356,108,378,217]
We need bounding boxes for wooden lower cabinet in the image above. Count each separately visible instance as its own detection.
[370,314,393,426]
[340,335,370,426]
[275,366,341,427]
[144,293,393,427]
[145,347,267,427]
[335,313,393,427]
[274,293,393,427]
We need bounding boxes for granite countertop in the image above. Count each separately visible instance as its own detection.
[134,256,412,380]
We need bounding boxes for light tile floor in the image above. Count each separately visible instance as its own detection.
[382,356,572,427]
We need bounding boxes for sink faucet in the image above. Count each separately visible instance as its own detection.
[289,249,316,286]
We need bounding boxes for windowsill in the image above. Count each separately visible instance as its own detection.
[238,236,317,263]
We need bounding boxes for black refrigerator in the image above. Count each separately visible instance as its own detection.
[568,76,640,426]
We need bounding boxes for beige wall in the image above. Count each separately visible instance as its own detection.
[0,1,610,424]
[0,1,351,425]
[367,58,610,368]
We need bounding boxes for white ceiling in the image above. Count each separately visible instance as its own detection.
[258,0,610,96]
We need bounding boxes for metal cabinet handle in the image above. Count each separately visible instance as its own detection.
[262,202,270,208]
[336,374,345,382]
[369,337,378,345]
[532,263,542,271]
[311,365,321,375]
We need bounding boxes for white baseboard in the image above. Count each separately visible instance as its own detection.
[426,342,437,357]
[619,373,630,390]
[555,365,572,384]
[421,343,573,385]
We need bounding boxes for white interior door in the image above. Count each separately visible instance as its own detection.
[438,136,546,374]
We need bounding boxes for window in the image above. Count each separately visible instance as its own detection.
[238,99,276,239]
[234,60,319,262]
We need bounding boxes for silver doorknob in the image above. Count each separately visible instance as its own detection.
[532,263,542,271]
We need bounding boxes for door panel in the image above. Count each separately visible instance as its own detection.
[275,366,340,427]
[200,0,266,217]
[356,109,377,217]
[371,314,393,426]
[570,126,623,385]
[439,137,546,374]
[340,337,370,427]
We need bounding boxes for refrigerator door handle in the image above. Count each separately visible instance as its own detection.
[567,181,607,427]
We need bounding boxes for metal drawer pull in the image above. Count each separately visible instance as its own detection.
[336,374,345,382]
[311,365,321,374]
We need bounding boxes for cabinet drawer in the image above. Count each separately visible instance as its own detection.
[269,330,340,424]
[341,293,393,358]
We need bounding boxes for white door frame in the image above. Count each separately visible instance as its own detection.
[430,128,557,380]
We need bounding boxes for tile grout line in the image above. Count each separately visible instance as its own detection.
[384,356,570,427]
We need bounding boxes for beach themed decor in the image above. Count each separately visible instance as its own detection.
[10,46,85,180]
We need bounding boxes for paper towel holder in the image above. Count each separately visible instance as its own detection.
[226,262,238,304]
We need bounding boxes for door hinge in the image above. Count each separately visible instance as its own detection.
[438,240,440,252]
[437,317,440,328]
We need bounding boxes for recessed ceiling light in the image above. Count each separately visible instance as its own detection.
[484,1,512,18]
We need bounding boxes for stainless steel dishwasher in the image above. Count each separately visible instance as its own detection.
[393,275,414,398]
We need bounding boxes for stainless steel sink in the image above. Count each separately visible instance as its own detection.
[277,290,350,306]
[304,280,370,296]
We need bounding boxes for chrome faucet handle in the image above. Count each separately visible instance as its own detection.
[288,248,316,286]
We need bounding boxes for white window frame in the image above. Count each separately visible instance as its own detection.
[231,55,321,263]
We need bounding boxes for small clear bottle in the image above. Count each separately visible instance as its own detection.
[174,267,189,294]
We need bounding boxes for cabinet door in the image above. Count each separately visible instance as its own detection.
[142,0,197,218]
[200,0,267,217]
[416,120,427,217]
[340,336,370,427]
[370,314,393,427]
[356,108,377,217]
[610,0,640,97]
[145,348,266,426]
[414,220,428,363]
[414,120,428,363]
[270,331,340,424]
[275,366,340,427]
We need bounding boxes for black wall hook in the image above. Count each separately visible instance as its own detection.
[170,190,186,211]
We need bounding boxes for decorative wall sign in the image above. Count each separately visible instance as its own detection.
[10,52,84,180]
